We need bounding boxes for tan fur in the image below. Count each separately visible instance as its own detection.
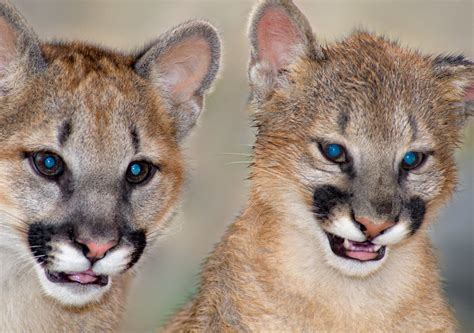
[0,2,221,331]
[165,1,472,332]
[166,207,454,332]
[0,41,174,333]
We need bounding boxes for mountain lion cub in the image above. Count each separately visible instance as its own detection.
[0,1,220,331]
[165,0,472,331]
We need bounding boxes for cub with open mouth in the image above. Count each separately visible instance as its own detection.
[0,2,221,332]
[313,183,427,276]
[164,0,472,332]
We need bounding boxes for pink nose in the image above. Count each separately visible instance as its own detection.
[355,216,395,239]
[77,240,117,260]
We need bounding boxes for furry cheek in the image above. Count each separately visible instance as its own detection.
[92,247,132,276]
[49,243,90,273]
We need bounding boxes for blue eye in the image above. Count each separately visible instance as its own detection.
[321,143,347,163]
[31,152,64,178]
[130,163,142,176]
[327,144,343,158]
[43,156,57,169]
[126,161,156,184]
[402,151,425,170]
[403,152,417,166]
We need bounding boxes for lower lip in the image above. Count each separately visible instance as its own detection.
[344,250,380,261]
[67,272,99,284]
[325,232,386,262]
[45,269,109,286]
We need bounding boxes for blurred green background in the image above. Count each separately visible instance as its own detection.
[11,0,473,332]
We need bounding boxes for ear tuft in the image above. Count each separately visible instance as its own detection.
[134,20,221,140]
[0,1,45,94]
[247,0,322,101]
[433,54,474,124]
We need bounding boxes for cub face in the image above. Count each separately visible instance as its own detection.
[248,0,473,277]
[0,3,220,306]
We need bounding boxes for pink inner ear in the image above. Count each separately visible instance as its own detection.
[0,17,18,73]
[256,7,302,71]
[156,36,211,102]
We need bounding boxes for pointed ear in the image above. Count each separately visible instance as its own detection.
[134,21,221,140]
[248,0,323,101]
[433,55,474,125]
[0,1,45,95]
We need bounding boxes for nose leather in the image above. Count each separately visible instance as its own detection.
[355,216,395,239]
[76,239,118,260]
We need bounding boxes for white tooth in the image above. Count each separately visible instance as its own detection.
[373,245,382,251]
[343,238,351,250]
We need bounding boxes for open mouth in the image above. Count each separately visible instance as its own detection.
[45,268,109,287]
[325,232,386,262]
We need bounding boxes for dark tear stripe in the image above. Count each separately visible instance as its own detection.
[58,120,72,146]
[131,126,140,153]
[337,112,349,134]
[408,114,418,141]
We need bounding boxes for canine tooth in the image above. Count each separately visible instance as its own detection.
[373,245,382,251]
[343,238,350,249]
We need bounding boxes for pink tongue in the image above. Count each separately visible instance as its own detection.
[67,269,98,284]
[345,251,379,261]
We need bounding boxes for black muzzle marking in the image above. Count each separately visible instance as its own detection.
[27,221,147,270]
[406,196,426,234]
[313,185,350,220]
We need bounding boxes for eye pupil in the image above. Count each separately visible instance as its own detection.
[130,163,142,176]
[43,156,57,169]
[327,144,342,158]
[403,151,417,165]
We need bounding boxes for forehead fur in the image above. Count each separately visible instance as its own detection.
[0,42,177,147]
[256,32,464,146]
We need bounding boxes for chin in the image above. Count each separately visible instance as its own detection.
[34,264,112,307]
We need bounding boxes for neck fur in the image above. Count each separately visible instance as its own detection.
[233,198,440,320]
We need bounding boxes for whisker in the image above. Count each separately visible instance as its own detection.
[0,209,29,235]
[0,208,28,225]
[252,166,313,193]
[20,262,39,278]
[225,161,253,166]
[13,257,38,276]
[218,152,253,157]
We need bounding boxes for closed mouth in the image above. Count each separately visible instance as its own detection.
[325,232,386,262]
[45,268,109,287]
